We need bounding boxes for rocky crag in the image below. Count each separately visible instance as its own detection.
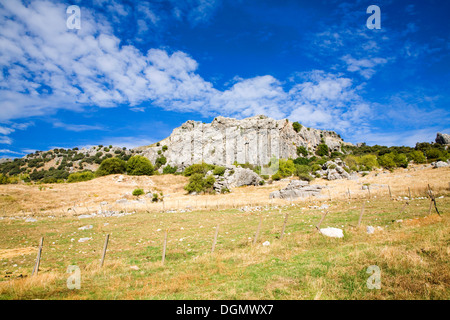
[139,115,352,171]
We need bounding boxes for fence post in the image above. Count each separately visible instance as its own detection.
[211,224,220,253]
[357,202,365,228]
[388,185,392,200]
[162,229,168,265]
[100,234,109,268]
[32,237,44,276]
[280,213,289,240]
[253,216,263,245]
[408,187,412,199]
[315,211,328,231]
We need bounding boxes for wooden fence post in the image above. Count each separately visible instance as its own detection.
[315,211,328,231]
[427,184,441,216]
[428,198,433,215]
[357,203,365,228]
[388,185,392,200]
[32,237,44,276]
[162,229,168,265]
[348,188,351,200]
[408,187,412,199]
[100,234,109,268]
[253,216,263,245]
[280,213,289,240]
[211,224,220,253]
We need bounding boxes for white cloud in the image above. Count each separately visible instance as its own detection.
[52,121,104,132]
[341,55,388,79]
[0,1,380,142]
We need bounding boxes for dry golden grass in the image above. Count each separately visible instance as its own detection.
[1,165,448,218]
[0,165,449,300]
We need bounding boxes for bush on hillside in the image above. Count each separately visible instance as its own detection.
[127,155,154,176]
[67,171,95,183]
[96,157,126,176]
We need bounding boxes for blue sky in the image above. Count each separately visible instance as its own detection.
[0,0,449,158]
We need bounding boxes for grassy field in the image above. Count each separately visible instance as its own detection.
[0,167,449,300]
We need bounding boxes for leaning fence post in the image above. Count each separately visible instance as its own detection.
[280,213,289,240]
[32,237,44,276]
[100,234,109,268]
[357,202,365,228]
[315,211,328,231]
[211,224,220,253]
[388,185,392,200]
[162,229,168,265]
[253,216,263,245]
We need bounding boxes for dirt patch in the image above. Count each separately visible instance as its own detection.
[404,214,442,227]
[0,247,36,259]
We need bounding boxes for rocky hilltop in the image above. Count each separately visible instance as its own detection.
[138,115,351,170]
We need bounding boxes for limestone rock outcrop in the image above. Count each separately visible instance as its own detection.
[269,180,324,200]
[138,115,351,171]
[210,166,262,193]
[436,133,450,145]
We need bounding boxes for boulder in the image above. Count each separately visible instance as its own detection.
[435,133,450,145]
[432,161,449,168]
[213,166,261,193]
[270,180,323,200]
[320,227,344,238]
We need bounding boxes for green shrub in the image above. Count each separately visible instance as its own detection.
[296,146,308,157]
[132,188,144,197]
[184,173,216,194]
[162,165,178,174]
[426,148,443,161]
[213,166,226,176]
[155,156,167,169]
[67,171,94,183]
[360,154,378,170]
[183,163,211,176]
[295,164,310,176]
[127,155,154,175]
[394,153,408,168]
[162,145,168,152]
[0,173,9,184]
[298,173,313,182]
[377,153,396,169]
[408,150,426,164]
[278,159,296,178]
[96,158,126,176]
[316,144,329,157]
[271,172,282,181]
[292,122,302,133]
[310,164,322,172]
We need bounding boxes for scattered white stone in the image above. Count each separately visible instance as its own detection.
[366,226,375,234]
[117,175,124,182]
[262,241,270,246]
[25,217,37,222]
[320,227,344,238]
[156,229,161,232]
[78,237,92,243]
[78,225,93,230]
[395,219,403,223]
[130,265,139,270]
[318,204,329,210]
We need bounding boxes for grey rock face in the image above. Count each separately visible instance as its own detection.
[269,180,323,200]
[432,161,449,168]
[212,166,262,193]
[315,158,351,180]
[138,115,350,170]
[436,133,450,145]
